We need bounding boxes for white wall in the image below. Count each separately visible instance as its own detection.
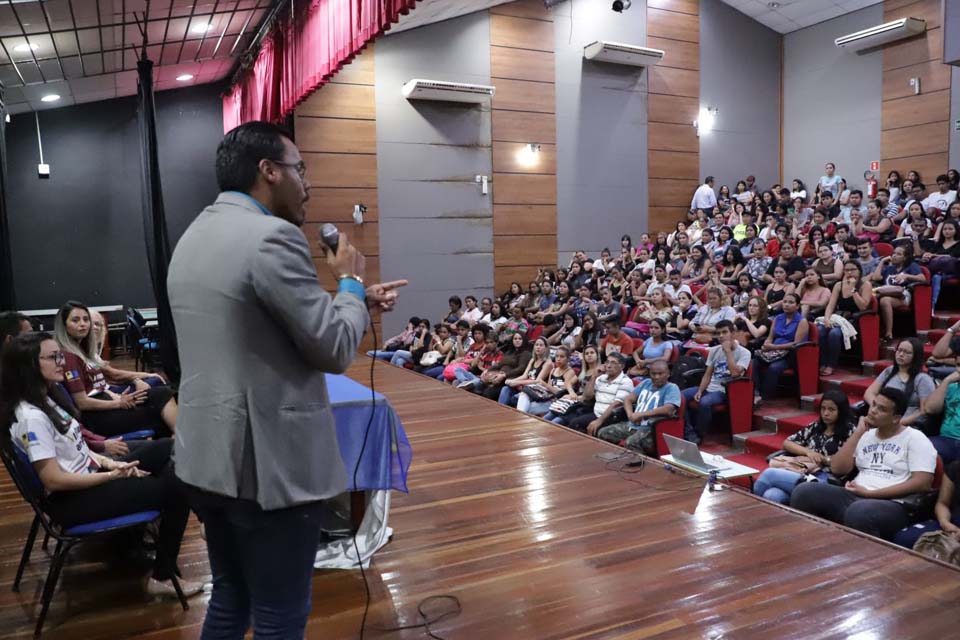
[783,5,883,194]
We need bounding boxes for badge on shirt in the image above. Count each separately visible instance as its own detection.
[65,370,78,381]
[23,432,38,446]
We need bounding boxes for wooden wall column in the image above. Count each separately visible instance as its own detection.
[880,0,952,182]
[489,0,558,295]
[646,0,700,233]
[294,48,381,347]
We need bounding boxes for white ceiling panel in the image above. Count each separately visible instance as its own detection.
[720,0,883,33]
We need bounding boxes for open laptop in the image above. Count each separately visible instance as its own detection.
[663,434,730,474]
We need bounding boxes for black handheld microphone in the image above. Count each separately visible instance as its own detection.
[320,223,340,255]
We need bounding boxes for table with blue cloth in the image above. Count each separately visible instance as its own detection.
[326,373,412,494]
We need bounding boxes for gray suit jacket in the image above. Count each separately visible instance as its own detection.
[167,192,369,510]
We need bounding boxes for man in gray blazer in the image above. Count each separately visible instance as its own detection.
[168,121,404,639]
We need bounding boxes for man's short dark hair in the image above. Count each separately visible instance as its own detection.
[878,387,908,417]
[605,317,621,327]
[821,191,834,199]
[878,188,890,197]
[216,121,292,193]
[455,320,470,330]
[835,223,850,233]
[704,176,714,184]
[606,352,625,365]
[850,189,863,198]
[937,174,949,184]
[857,237,873,247]
[0,311,30,344]
[715,320,735,332]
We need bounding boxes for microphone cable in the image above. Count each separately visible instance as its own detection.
[351,321,462,640]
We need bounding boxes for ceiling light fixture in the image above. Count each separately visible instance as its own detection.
[694,106,717,136]
[767,1,780,8]
[190,22,213,34]
[14,43,39,53]
[176,74,195,81]
[40,94,60,102]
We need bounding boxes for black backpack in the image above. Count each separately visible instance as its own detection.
[670,351,707,389]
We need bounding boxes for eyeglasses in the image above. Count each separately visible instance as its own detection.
[39,352,65,365]
[270,159,307,181]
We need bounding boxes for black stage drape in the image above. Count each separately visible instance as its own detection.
[0,81,17,310]
[136,60,180,383]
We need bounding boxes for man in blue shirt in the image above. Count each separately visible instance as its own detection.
[597,360,681,454]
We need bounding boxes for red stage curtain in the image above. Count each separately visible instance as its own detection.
[223,0,417,131]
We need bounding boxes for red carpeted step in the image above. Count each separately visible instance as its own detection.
[841,378,872,396]
[933,313,960,329]
[744,433,787,457]
[773,412,820,436]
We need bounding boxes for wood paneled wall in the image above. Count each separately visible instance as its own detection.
[295,48,380,346]
[647,0,700,233]
[880,0,953,184]
[489,0,558,294]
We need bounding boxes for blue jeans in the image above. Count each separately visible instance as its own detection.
[389,350,413,367]
[454,368,480,388]
[818,326,844,368]
[421,365,445,380]
[931,273,944,310]
[929,435,960,464]
[498,386,519,406]
[516,393,552,416]
[790,482,910,541]
[366,349,396,362]
[892,510,960,548]
[752,354,792,400]
[753,468,829,504]
[186,487,324,640]
[681,387,726,441]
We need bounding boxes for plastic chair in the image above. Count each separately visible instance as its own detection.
[852,297,880,362]
[875,242,894,258]
[778,322,819,399]
[650,395,686,456]
[0,445,188,637]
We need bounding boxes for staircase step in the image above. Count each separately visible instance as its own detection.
[862,360,892,376]
[774,412,820,436]
[817,368,867,393]
[932,313,960,329]
[744,433,788,457]
[840,378,873,396]
[732,429,775,453]
[801,394,862,413]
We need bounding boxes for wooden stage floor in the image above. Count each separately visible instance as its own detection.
[0,359,958,639]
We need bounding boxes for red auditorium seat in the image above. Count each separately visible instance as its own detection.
[688,363,755,437]
[892,265,932,332]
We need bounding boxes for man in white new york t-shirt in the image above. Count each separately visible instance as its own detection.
[790,387,937,541]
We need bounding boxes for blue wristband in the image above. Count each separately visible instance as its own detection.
[337,277,367,301]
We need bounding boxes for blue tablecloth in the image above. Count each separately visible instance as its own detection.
[327,374,412,493]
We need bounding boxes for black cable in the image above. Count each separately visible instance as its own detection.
[595,450,703,492]
[353,320,377,639]
[353,325,463,640]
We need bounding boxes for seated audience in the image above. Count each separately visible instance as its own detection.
[453,332,503,391]
[764,240,804,284]
[764,265,795,315]
[689,287,736,344]
[389,319,431,368]
[440,295,463,328]
[544,345,601,426]
[869,245,927,342]
[516,347,578,416]
[818,261,874,376]
[734,296,771,353]
[0,332,201,597]
[600,319,634,362]
[681,320,752,443]
[496,337,550,405]
[919,218,959,310]
[55,302,177,438]
[862,338,934,427]
[368,316,420,361]
[811,243,843,287]
[573,353,634,435]
[795,269,831,318]
[461,296,483,325]
[0,312,33,346]
[790,388,937,541]
[923,365,960,464]
[597,360,681,454]
[474,333,532,400]
[730,273,758,312]
[752,293,809,404]
[753,389,853,504]
[627,318,673,377]
[892,460,959,549]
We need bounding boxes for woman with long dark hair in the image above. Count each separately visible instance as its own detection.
[871,244,927,342]
[55,301,177,438]
[818,261,874,376]
[921,218,960,309]
[752,388,853,504]
[752,292,809,404]
[0,332,201,597]
[863,337,935,425]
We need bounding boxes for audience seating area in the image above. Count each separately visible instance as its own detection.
[376,163,960,549]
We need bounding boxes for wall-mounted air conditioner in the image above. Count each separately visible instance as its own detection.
[401,79,495,104]
[835,18,926,53]
[583,41,664,67]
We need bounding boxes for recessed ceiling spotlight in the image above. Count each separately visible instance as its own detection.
[190,22,213,34]
[14,43,39,53]
[767,1,781,8]
[40,94,60,102]
[176,74,195,81]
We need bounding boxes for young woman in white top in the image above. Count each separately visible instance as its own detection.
[0,332,202,598]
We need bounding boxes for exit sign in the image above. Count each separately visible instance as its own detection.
[870,161,879,171]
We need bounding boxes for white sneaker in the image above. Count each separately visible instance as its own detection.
[146,577,205,598]
[456,380,474,389]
